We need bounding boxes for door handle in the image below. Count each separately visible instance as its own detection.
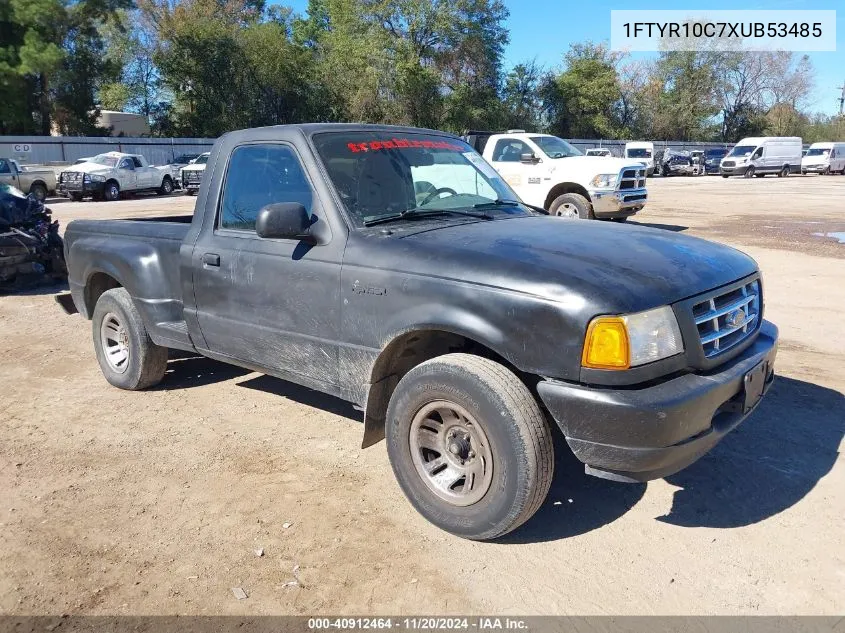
[202,253,220,267]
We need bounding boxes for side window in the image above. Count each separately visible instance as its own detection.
[219,144,313,232]
[132,157,143,168]
[0,159,10,174]
[119,158,134,170]
[492,139,531,163]
[752,148,762,159]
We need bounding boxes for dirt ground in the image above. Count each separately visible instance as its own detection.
[1,175,843,616]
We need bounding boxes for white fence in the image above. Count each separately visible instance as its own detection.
[0,136,216,166]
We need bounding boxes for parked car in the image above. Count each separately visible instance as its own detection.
[464,131,646,220]
[624,141,655,176]
[720,137,802,178]
[704,148,729,174]
[801,142,845,175]
[59,123,778,540]
[58,152,178,201]
[0,158,57,201]
[170,153,201,170]
[659,149,694,176]
[585,148,613,157]
[179,152,210,195]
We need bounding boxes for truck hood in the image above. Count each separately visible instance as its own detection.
[801,156,828,167]
[551,156,646,173]
[64,163,112,175]
[181,164,207,172]
[398,216,757,313]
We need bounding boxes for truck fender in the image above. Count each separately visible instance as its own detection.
[361,307,510,448]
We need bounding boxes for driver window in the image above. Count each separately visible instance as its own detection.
[0,159,10,174]
[492,139,531,163]
[119,158,134,170]
[752,148,762,159]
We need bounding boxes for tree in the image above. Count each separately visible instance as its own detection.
[501,60,543,131]
[542,42,627,139]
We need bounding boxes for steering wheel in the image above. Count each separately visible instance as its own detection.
[419,187,458,206]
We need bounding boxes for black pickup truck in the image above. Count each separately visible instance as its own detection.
[62,124,778,540]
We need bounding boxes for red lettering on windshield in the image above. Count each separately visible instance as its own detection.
[346,138,464,153]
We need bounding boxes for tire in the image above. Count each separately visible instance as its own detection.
[29,183,48,202]
[386,353,554,541]
[157,177,173,195]
[185,189,195,196]
[611,217,628,223]
[802,171,807,175]
[69,193,83,202]
[721,175,729,179]
[755,174,765,178]
[103,181,120,201]
[744,166,755,178]
[91,288,168,390]
[548,193,593,220]
[822,166,830,175]
[778,165,789,178]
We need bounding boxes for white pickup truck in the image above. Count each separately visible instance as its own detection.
[465,131,647,221]
[58,152,178,201]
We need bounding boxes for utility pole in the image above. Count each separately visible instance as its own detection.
[839,82,845,115]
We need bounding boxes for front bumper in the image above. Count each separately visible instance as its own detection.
[591,187,647,219]
[801,164,828,173]
[537,320,778,482]
[719,164,749,176]
[58,181,105,197]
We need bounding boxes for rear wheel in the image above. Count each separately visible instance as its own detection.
[92,288,168,390]
[548,193,593,220]
[69,192,83,202]
[386,354,554,540]
[778,165,790,178]
[157,176,173,195]
[29,183,48,202]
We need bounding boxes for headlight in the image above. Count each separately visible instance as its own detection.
[590,173,618,189]
[582,306,683,370]
[89,174,106,182]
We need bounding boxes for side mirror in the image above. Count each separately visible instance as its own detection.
[256,202,314,242]
[520,152,540,164]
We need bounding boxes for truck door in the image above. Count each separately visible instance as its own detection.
[0,158,17,189]
[131,156,152,188]
[191,142,341,387]
[488,138,539,205]
[117,158,138,190]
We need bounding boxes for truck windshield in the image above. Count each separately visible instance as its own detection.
[313,132,529,226]
[530,136,582,158]
[194,154,210,165]
[728,145,756,158]
[626,148,652,158]
[90,155,120,167]
[806,148,830,156]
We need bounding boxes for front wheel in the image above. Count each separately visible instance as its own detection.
[386,354,554,540]
[548,192,593,220]
[92,288,168,390]
[744,166,755,178]
[103,181,120,201]
[69,192,83,202]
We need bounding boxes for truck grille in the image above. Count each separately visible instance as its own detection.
[692,279,760,357]
[61,171,82,183]
[618,168,646,190]
[183,170,202,183]
[721,160,735,168]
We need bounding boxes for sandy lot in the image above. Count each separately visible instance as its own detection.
[1,175,843,615]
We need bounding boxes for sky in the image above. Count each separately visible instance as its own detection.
[283,0,844,116]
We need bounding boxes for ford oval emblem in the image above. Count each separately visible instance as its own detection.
[726,308,746,328]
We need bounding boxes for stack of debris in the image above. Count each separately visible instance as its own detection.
[0,184,67,292]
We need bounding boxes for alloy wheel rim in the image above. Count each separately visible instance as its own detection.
[100,312,130,373]
[409,400,494,506]
[555,203,579,219]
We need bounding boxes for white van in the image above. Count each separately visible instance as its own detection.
[801,142,845,175]
[720,137,802,178]
[624,141,654,175]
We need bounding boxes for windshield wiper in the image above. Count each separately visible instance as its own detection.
[472,199,522,210]
[363,207,493,227]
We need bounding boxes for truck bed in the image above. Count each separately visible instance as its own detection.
[64,216,194,350]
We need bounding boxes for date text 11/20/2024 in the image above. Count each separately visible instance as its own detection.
[307,618,528,630]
